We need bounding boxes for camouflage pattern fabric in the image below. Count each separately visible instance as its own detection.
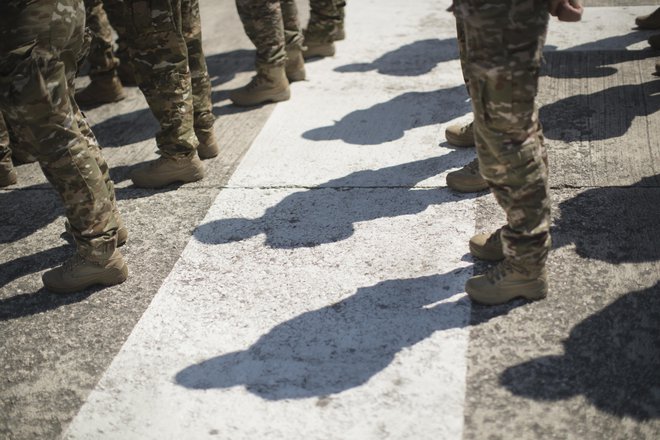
[84,0,119,78]
[306,0,346,42]
[454,0,551,269]
[0,0,119,261]
[0,113,9,165]
[236,0,304,68]
[182,0,215,132]
[122,0,198,158]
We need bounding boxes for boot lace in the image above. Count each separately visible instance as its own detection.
[465,158,480,174]
[245,73,269,91]
[485,227,503,247]
[485,259,517,283]
[460,122,473,135]
[62,253,86,272]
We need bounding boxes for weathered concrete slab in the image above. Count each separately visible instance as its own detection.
[0,1,273,439]
[465,187,660,440]
[540,51,660,187]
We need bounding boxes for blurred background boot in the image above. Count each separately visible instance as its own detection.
[75,71,126,107]
[230,65,290,107]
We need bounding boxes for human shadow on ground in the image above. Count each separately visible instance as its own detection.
[0,283,99,321]
[194,152,473,249]
[205,49,255,87]
[540,78,660,142]
[91,107,159,148]
[175,270,479,399]
[552,174,660,264]
[302,86,469,145]
[540,30,658,78]
[335,38,459,77]
[500,281,660,421]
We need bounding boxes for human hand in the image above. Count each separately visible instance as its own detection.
[550,0,584,22]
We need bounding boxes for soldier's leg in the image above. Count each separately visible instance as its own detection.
[0,113,17,188]
[304,0,340,58]
[123,0,205,187]
[459,0,551,304]
[181,0,219,159]
[231,0,290,106]
[280,0,306,81]
[103,0,136,85]
[0,0,127,292]
[76,0,126,106]
[445,8,485,191]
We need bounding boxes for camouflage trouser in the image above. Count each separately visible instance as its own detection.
[0,0,119,261]
[236,0,304,68]
[118,0,215,156]
[102,0,132,70]
[455,0,551,268]
[0,113,9,164]
[182,0,214,132]
[307,0,346,42]
[84,0,119,78]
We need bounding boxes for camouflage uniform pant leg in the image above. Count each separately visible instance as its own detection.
[103,0,132,72]
[84,0,119,78]
[454,10,470,95]
[0,0,118,261]
[0,113,10,164]
[181,0,215,132]
[456,0,551,268]
[124,0,197,158]
[280,0,304,50]
[235,0,287,68]
[307,0,342,42]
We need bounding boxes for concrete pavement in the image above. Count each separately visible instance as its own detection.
[1,1,659,439]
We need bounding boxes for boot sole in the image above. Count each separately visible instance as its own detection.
[43,263,128,294]
[447,179,489,193]
[466,281,547,306]
[131,168,205,188]
[445,133,475,148]
[230,89,291,107]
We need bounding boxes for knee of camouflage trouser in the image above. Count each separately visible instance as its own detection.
[478,136,547,187]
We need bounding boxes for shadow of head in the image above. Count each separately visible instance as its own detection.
[193,153,474,248]
[175,270,471,400]
[540,79,660,142]
[302,86,470,145]
[552,174,660,264]
[500,281,660,420]
[335,38,459,77]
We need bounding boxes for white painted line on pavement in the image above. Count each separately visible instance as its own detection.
[65,1,477,438]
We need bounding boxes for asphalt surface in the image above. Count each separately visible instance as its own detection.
[1,1,659,439]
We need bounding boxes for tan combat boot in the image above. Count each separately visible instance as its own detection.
[466,259,547,306]
[42,250,128,294]
[0,152,17,187]
[446,158,489,192]
[130,155,205,188]
[195,127,220,160]
[469,228,505,262]
[286,47,306,82]
[636,8,660,29]
[303,41,336,59]
[445,121,475,147]
[75,72,126,107]
[230,65,290,107]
